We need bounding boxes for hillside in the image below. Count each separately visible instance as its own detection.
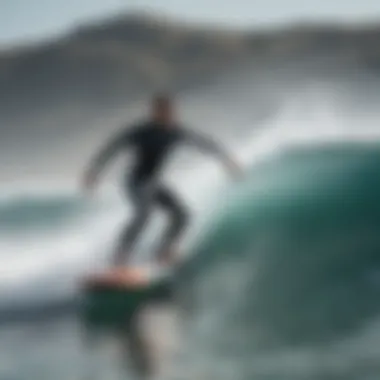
[1,14,380,127]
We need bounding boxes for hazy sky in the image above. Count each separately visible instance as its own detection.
[1,0,380,47]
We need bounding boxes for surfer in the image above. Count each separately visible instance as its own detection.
[82,94,243,267]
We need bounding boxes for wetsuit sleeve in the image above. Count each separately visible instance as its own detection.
[180,128,230,160]
[86,127,138,179]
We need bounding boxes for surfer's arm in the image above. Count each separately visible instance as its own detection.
[83,128,135,190]
[182,128,243,179]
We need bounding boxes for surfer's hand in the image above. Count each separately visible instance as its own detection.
[227,159,244,181]
[82,172,97,195]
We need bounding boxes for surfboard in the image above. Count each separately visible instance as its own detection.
[80,264,175,329]
[82,265,171,290]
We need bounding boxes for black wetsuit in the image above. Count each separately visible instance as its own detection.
[88,120,227,264]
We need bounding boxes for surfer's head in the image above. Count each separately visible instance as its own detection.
[151,93,175,126]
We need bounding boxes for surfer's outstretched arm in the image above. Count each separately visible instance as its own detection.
[82,128,134,191]
[182,128,243,179]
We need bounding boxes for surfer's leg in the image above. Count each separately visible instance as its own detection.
[155,186,189,263]
[113,182,154,265]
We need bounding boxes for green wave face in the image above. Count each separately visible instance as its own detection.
[180,142,380,347]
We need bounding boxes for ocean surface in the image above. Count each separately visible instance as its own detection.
[1,95,380,380]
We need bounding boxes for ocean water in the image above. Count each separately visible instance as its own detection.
[1,94,380,380]
[177,142,380,380]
